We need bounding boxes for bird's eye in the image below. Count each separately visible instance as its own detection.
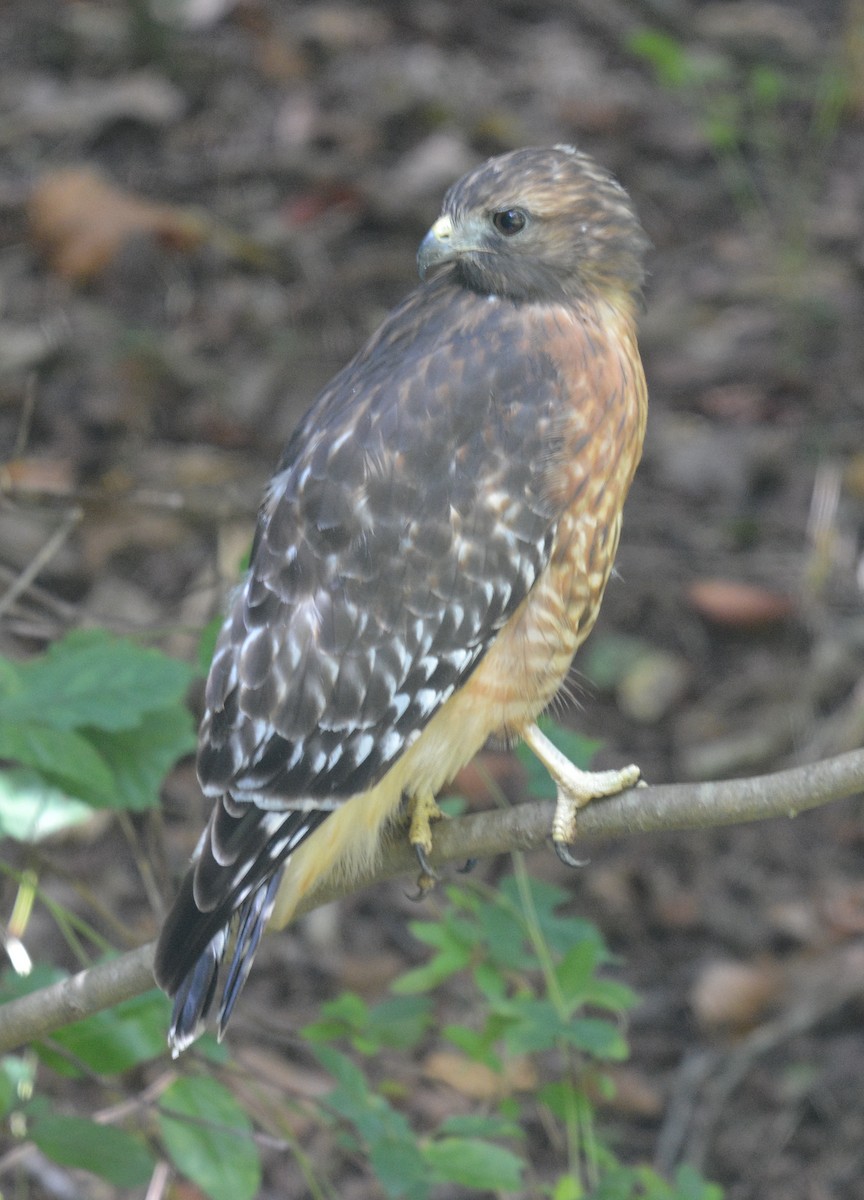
[492,208,527,236]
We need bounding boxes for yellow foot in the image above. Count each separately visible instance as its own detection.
[522,723,642,868]
[407,792,446,883]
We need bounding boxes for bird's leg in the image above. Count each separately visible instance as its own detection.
[522,723,641,868]
[407,791,445,884]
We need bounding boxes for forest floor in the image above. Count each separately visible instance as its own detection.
[2,1,864,1197]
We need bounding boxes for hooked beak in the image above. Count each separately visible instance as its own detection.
[417,214,456,280]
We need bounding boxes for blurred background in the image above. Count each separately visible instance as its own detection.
[2,0,864,1196]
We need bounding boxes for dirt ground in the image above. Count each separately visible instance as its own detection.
[2,0,864,1197]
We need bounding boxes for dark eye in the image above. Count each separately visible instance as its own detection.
[492,208,527,236]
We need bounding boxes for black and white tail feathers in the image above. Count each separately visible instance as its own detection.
[154,802,329,1056]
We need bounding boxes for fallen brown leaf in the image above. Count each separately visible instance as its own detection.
[690,958,784,1032]
[0,456,76,496]
[686,578,795,628]
[28,168,206,283]
[423,1050,537,1100]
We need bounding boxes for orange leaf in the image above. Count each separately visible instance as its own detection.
[29,168,205,283]
[686,578,794,627]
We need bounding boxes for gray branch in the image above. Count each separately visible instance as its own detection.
[1,747,863,1055]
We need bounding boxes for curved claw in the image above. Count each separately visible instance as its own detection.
[553,840,589,869]
[457,857,478,875]
[414,841,439,881]
[406,842,440,899]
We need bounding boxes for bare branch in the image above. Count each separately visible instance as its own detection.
[1,747,863,1055]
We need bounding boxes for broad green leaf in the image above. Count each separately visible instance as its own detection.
[370,1133,429,1200]
[312,1044,369,1102]
[424,1137,523,1190]
[538,1080,577,1121]
[552,1173,583,1200]
[563,1018,629,1061]
[362,995,433,1052]
[626,30,700,90]
[499,875,605,958]
[0,723,114,805]
[391,947,470,994]
[473,959,507,1001]
[502,998,565,1054]
[87,705,195,810]
[478,896,533,971]
[443,1023,502,1071]
[554,940,600,1008]
[31,1114,154,1187]
[438,1113,522,1141]
[0,1059,18,1117]
[580,977,639,1014]
[158,1076,260,1200]
[0,963,65,1001]
[47,990,170,1073]
[0,630,194,732]
[0,769,93,841]
[672,1163,725,1200]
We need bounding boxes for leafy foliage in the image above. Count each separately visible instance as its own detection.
[0,624,721,1198]
[0,629,196,830]
[303,870,721,1198]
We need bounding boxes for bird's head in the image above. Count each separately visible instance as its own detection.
[417,144,648,307]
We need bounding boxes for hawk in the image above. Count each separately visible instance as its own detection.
[155,145,649,1054]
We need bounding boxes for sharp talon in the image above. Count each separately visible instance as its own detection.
[457,858,478,874]
[414,842,439,881]
[554,840,589,869]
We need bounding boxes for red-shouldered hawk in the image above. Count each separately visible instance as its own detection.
[155,145,649,1055]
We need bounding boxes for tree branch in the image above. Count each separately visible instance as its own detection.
[2,748,863,1055]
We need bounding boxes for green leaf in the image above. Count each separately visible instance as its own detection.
[0,630,194,732]
[46,990,171,1074]
[392,921,473,993]
[563,1018,629,1061]
[502,998,566,1055]
[0,723,115,805]
[370,1134,429,1200]
[0,769,93,841]
[438,1113,522,1140]
[443,1023,502,1071]
[478,896,533,971]
[314,1044,395,1141]
[554,940,601,1008]
[626,29,697,89]
[552,1173,583,1200]
[424,1137,523,1190]
[87,706,195,810]
[0,963,65,1001]
[672,1163,725,1200]
[31,1114,155,1187]
[303,992,369,1043]
[158,1076,261,1200]
[538,1080,577,1122]
[498,875,605,958]
[313,1044,368,1097]
[0,1058,20,1117]
[363,995,433,1052]
[581,977,639,1014]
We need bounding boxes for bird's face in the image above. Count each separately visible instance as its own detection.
[417,144,648,306]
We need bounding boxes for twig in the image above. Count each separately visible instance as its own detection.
[0,506,82,620]
[667,940,864,1166]
[1,747,863,1054]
